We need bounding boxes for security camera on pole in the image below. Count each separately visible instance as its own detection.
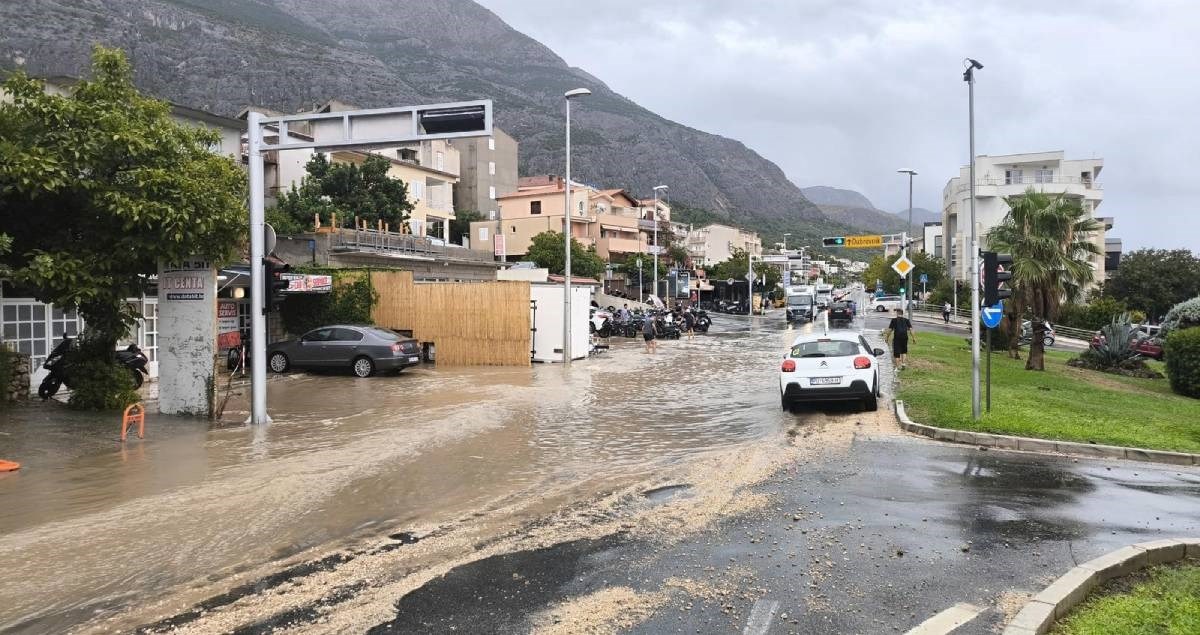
[563,87,591,365]
[963,57,984,421]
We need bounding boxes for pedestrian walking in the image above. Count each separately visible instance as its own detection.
[884,308,915,369]
[642,312,658,353]
[942,301,952,324]
[683,308,696,341]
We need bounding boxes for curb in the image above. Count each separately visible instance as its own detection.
[894,401,1200,467]
[1002,538,1200,634]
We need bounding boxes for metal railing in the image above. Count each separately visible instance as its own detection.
[956,175,1101,194]
[331,228,497,263]
[910,302,1095,340]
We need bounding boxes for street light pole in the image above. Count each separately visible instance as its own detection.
[897,169,917,320]
[652,185,668,302]
[563,88,591,365]
[964,59,984,420]
[247,111,269,425]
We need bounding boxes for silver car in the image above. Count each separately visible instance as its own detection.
[267,325,422,377]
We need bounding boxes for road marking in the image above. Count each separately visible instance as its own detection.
[905,603,985,634]
[742,599,780,635]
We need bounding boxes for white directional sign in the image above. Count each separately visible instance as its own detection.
[891,255,914,277]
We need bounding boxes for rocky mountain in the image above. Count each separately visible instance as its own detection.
[897,207,942,227]
[0,0,830,239]
[816,204,909,235]
[801,186,877,211]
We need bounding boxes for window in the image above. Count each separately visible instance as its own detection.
[1005,169,1023,185]
[302,328,333,342]
[489,185,496,200]
[330,328,364,342]
[412,181,424,201]
[478,227,489,242]
[488,138,495,151]
[488,161,496,176]
[1035,169,1053,183]
[790,339,860,358]
[436,151,444,172]
[530,201,542,215]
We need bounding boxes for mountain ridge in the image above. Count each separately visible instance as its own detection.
[0,0,836,241]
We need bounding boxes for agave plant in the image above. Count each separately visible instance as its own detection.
[1087,312,1141,368]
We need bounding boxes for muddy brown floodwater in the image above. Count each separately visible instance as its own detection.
[0,313,855,633]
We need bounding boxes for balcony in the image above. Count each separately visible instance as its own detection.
[956,174,1102,197]
[596,236,644,258]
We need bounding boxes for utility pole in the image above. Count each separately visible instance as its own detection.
[897,169,917,320]
[964,58,984,420]
[562,88,591,364]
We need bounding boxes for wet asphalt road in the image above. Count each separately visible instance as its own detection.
[364,426,1200,634]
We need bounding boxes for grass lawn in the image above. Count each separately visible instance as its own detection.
[898,332,1200,453]
[1052,563,1200,634]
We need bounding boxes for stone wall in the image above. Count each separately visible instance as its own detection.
[3,351,30,403]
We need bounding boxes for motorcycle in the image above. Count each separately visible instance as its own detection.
[589,308,614,338]
[689,308,712,333]
[39,335,149,399]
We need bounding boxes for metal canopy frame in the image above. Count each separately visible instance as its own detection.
[258,99,493,152]
[246,99,493,424]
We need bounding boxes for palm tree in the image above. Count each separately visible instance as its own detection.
[987,189,1102,370]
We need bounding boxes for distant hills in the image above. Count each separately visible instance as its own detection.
[802,186,940,236]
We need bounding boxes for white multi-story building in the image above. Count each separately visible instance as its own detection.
[686,224,762,267]
[942,151,1108,282]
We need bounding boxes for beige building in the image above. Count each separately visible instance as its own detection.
[330,140,459,241]
[686,224,762,267]
[470,177,673,261]
[454,127,518,227]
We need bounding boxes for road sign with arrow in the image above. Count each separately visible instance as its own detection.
[981,302,1004,329]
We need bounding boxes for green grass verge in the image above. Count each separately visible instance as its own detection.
[897,332,1200,453]
[1052,563,1200,634]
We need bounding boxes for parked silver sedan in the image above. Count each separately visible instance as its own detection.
[267,325,422,377]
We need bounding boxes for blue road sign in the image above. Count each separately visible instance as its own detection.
[919,273,928,284]
[981,302,1004,329]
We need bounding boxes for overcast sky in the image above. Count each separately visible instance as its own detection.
[476,0,1199,251]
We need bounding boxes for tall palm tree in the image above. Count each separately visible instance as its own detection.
[987,189,1102,370]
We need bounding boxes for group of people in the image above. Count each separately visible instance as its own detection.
[611,303,699,354]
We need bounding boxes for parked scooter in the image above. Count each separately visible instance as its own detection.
[689,308,712,333]
[38,335,149,399]
[589,308,614,338]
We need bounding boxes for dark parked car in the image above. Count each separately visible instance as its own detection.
[828,301,854,325]
[267,325,422,377]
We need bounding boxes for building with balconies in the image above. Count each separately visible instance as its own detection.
[942,151,1108,282]
[686,224,762,267]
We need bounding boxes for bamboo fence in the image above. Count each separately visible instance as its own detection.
[369,270,531,366]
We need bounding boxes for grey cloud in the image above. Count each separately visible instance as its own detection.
[478,0,1200,250]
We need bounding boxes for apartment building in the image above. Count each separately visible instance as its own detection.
[942,151,1108,281]
[685,224,762,267]
[453,127,518,229]
[921,222,943,257]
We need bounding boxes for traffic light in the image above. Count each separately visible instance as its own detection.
[983,251,1014,305]
[822,236,846,247]
[263,259,291,314]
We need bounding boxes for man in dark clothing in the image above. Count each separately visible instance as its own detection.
[886,308,915,369]
[682,308,696,340]
[642,313,658,354]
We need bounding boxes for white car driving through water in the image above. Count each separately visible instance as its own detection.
[779,329,884,412]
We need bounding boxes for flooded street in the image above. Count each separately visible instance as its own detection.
[0,313,817,633]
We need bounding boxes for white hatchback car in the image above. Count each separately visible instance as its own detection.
[779,330,884,412]
[872,295,904,313]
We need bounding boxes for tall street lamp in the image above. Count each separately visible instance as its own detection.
[897,168,917,320]
[563,87,591,365]
[963,58,983,420]
[652,184,668,302]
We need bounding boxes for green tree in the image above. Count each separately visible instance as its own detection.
[525,231,606,279]
[1106,249,1200,321]
[707,248,782,290]
[276,153,413,230]
[860,252,945,297]
[987,189,1102,370]
[0,47,246,359]
[449,209,483,246]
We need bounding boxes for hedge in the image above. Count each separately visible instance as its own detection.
[1165,327,1200,399]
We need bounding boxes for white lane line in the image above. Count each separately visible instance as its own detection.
[743,598,780,635]
[905,603,986,634]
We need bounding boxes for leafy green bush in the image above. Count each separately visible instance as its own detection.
[67,358,140,410]
[1056,297,1130,331]
[1161,296,1200,339]
[1165,327,1200,399]
[280,274,377,336]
